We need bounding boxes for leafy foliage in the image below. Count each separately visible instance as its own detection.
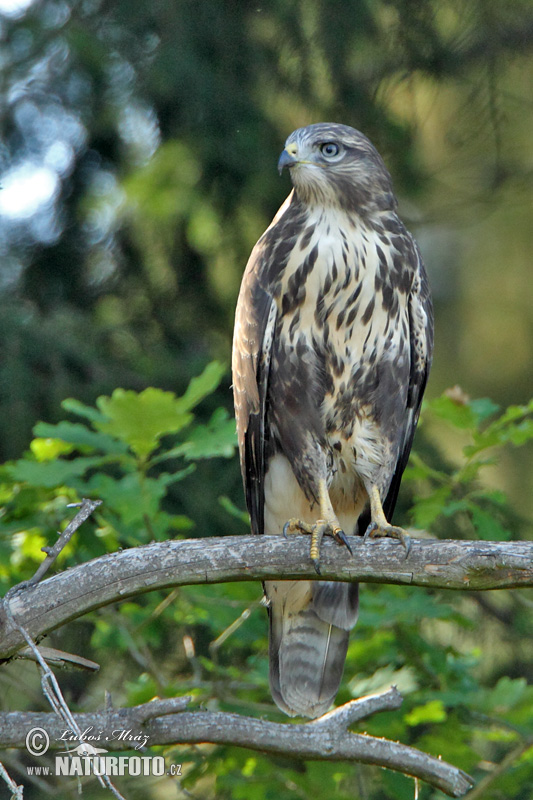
[1,368,532,799]
[1,0,533,462]
[0,360,235,563]
[406,393,533,540]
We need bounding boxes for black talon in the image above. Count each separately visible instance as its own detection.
[282,521,290,539]
[364,522,377,541]
[312,558,322,576]
[335,529,353,556]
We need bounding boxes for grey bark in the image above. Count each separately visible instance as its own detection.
[2,530,529,796]
[1,534,531,661]
[0,692,474,797]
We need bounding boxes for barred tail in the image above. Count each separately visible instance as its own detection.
[267,580,358,718]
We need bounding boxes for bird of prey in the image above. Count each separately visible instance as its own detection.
[232,122,433,719]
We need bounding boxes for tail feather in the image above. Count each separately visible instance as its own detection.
[267,580,358,718]
[312,581,359,630]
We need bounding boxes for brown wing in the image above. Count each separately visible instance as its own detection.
[382,239,434,523]
[232,243,277,537]
[232,194,306,536]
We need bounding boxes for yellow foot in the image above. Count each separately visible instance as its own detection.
[364,521,411,556]
[283,518,353,575]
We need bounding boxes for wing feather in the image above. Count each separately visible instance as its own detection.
[382,241,434,522]
[232,249,277,536]
[232,193,304,536]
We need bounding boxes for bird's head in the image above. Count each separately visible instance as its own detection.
[278,123,396,215]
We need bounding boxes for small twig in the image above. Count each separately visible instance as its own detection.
[309,686,403,727]
[0,760,24,799]
[2,500,103,736]
[134,696,193,721]
[2,501,125,800]
[462,739,533,800]
[17,646,100,672]
[0,752,53,795]
[30,499,102,587]
[4,592,126,800]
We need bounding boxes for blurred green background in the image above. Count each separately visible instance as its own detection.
[0,0,532,798]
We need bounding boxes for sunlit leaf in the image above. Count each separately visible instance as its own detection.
[404,699,447,726]
[95,388,193,458]
[34,421,129,455]
[30,437,74,461]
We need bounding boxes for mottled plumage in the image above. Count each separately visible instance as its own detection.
[232,123,433,718]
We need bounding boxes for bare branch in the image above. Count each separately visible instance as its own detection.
[462,739,533,800]
[28,499,102,587]
[0,692,473,797]
[309,684,403,726]
[3,589,126,800]
[17,646,100,672]
[2,497,122,799]
[3,531,531,796]
[1,534,532,661]
[0,761,23,800]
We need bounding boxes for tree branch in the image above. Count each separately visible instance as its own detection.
[1,534,531,661]
[0,691,474,797]
[3,532,530,796]
[26,499,103,587]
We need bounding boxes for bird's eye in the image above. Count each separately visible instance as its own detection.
[320,142,340,158]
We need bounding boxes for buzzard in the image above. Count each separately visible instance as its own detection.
[232,123,433,718]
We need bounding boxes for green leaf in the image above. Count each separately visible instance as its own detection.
[466,400,533,455]
[156,465,197,486]
[95,388,193,458]
[426,396,477,429]
[84,472,168,525]
[469,397,500,424]
[404,699,447,726]
[11,529,48,565]
[471,506,511,541]
[34,421,129,455]
[61,397,108,424]
[7,456,104,488]
[490,399,533,431]
[29,437,74,461]
[411,485,452,528]
[487,676,528,713]
[464,432,501,458]
[124,673,159,706]
[507,418,533,446]
[177,361,227,412]
[179,408,237,460]
[480,489,508,506]
[219,496,250,526]
[440,499,472,517]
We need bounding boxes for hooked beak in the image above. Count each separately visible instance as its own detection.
[278,146,299,175]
